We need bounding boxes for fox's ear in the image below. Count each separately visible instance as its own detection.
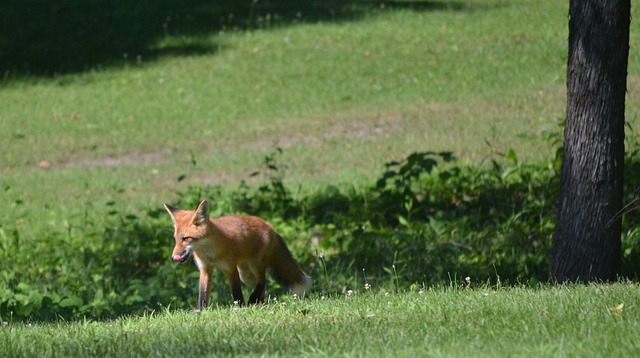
[192,199,210,226]
[164,203,180,223]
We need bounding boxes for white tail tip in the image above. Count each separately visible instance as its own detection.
[290,275,312,296]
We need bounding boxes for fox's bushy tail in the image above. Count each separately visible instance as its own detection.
[270,235,312,296]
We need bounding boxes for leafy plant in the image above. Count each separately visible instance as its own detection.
[3,145,640,322]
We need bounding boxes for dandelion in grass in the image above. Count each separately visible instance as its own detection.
[347,290,354,297]
[609,303,624,317]
[362,268,371,292]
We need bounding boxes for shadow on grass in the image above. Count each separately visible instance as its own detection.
[1,0,480,80]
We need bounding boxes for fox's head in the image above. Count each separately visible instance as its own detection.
[164,199,211,263]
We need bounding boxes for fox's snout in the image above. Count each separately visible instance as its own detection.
[172,247,193,263]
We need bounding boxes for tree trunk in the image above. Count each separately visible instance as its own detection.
[549,0,630,282]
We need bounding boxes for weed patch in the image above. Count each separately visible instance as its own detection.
[2,147,639,322]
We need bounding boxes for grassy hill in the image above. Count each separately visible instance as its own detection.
[1,0,639,335]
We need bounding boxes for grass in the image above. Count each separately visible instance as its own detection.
[2,283,640,357]
[1,1,572,206]
[0,0,575,258]
[1,0,640,353]
[3,0,638,225]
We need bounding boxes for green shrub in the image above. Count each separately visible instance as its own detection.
[2,148,639,322]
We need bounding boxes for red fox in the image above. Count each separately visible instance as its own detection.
[164,199,311,311]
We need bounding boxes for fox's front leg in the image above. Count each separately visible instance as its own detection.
[197,268,213,312]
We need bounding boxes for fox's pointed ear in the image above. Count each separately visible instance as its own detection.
[164,203,180,223]
[192,199,210,226]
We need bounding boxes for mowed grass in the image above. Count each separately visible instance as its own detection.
[2,283,640,357]
[0,1,575,214]
[3,0,640,222]
[2,0,640,354]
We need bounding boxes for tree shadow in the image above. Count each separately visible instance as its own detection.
[0,0,481,80]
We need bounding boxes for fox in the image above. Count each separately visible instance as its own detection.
[164,199,312,311]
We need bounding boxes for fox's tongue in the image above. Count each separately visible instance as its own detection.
[172,248,192,263]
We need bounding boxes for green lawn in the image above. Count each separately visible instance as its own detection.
[3,284,639,357]
[1,0,573,207]
[3,0,639,216]
[3,0,638,223]
[1,0,640,352]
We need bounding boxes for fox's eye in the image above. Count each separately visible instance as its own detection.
[181,237,191,243]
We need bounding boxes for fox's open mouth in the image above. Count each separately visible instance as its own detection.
[172,247,193,263]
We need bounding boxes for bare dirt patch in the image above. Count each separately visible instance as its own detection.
[59,151,169,170]
[51,89,570,174]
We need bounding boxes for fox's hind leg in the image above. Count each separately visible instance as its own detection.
[247,263,266,305]
[248,282,265,305]
[223,268,245,305]
[238,262,257,288]
[239,263,265,304]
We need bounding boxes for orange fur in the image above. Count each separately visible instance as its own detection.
[164,199,311,311]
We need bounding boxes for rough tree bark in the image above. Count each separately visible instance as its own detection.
[549,0,630,282]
